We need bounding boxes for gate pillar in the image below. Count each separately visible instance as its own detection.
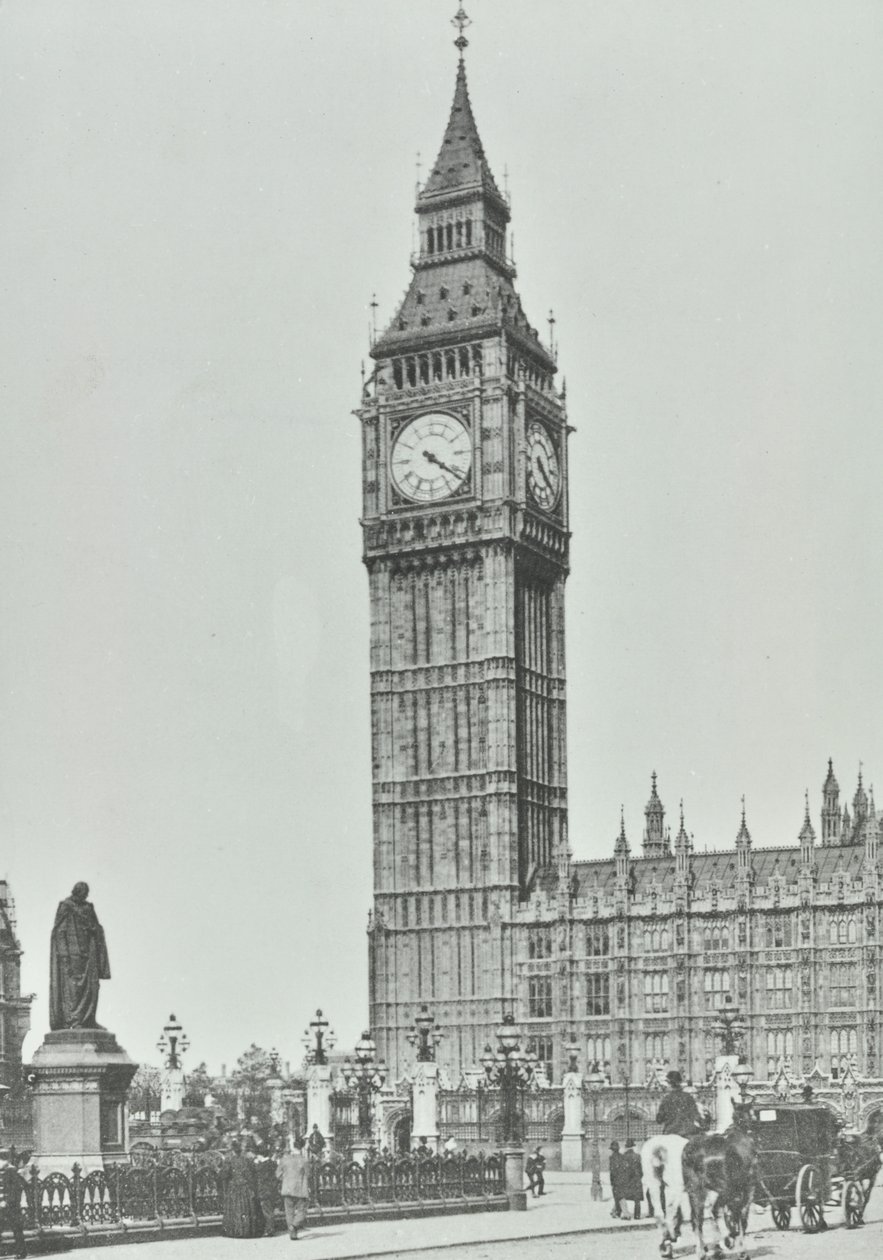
[307,1062,333,1140]
[411,1061,440,1152]
[561,1070,584,1171]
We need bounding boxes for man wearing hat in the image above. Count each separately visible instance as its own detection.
[621,1138,643,1219]
[0,1148,27,1259]
[656,1070,704,1137]
[608,1140,624,1217]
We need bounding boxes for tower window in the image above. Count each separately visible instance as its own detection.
[440,285,449,300]
[445,223,453,250]
[445,349,456,378]
[528,976,553,1018]
[587,974,611,1016]
[393,360,403,389]
[426,228,435,255]
[471,303,480,317]
[448,309,456,322]
[416,290,425,306]
[420,314,431,327]
[455,221,463,247]
[458,347,470,375]
[465,219,472,245]
[419,357,429,387]
[462,280,472,295]
[406,357,417,387]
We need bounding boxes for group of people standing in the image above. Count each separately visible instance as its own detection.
[221,1137,310,1242]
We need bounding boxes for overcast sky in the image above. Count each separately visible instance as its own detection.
[2,0,882,1073]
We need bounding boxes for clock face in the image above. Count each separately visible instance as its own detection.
[526,421,561,510]
[390,411,472,503]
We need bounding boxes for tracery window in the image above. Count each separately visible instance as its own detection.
[765,917,793,948]
[766,1030,794,1078]
[643,972,669,1014]
[528,928,553,960]
[644,925,670,952]
[646,1033,670,1063]
[829,916,857,945]
[528,976,553,1018]
[703,923,730,951]
[586,1034,611,1065]
[703,969,731,1010]
[765,967,793,1009]
[586,974,611,1016]
[829,962,857,1007]
[830,1027,857,1080]
[586,924,610,957]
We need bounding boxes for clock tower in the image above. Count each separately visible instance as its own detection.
[359,15,570,1080]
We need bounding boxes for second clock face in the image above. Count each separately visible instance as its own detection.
[526,421,561,510]
[391,412,472,503]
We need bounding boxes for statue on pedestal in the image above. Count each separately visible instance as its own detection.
[49,881,110,1031]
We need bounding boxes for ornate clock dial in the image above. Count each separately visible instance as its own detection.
[391,411,472,503]
[526,421,561,510]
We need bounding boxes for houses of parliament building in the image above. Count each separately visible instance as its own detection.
[360,11,881,1092]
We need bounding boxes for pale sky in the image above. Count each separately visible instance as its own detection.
[2,0,882,1072]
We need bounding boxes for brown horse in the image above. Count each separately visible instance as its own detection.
[682,1127,757,1260]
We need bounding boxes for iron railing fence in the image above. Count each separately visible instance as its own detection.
[7,1150,505,1232]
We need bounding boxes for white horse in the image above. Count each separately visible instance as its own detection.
[642,1133,689,1258]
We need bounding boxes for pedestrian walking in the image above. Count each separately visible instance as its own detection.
[220,1140,263,1239]
[621,1138,643,1219]
[525,1147,545,1196]
[608,1140,624,1216]
[277,1136,311,1241]
[254,1143,279,1235]
[0,1150,27,1259]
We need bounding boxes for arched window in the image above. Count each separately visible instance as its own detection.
[704,969,731,1010]
[587,1035,611,1066]
[830,1027,858,1080]
[766,1030,794,1078]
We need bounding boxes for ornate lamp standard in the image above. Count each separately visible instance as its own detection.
[480,1014,537,1147]
[156,1014,189,1112]
[586,1060,606,1202]
[407,1004,442,1062]
[712,995,747,1058]
[302,1009,336,1067]
[732,1060,752,1102]
[343,1031,387,1143]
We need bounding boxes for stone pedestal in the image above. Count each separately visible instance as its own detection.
[306,1062,333,1140]
[160,1065,185,1112]
[560,1071,584,1171]
[30,1029,137,1174]
[503,1148,527,1211]
[411,1061,440,1151]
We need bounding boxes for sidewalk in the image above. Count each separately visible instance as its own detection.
[17,1174,653,1260]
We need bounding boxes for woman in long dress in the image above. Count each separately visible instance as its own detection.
[221,1140,263,1238]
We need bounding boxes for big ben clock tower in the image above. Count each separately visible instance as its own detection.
[359,9,570,1080]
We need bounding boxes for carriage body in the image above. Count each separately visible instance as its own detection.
[733,1102,877,1232]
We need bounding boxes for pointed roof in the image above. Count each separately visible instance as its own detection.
[675,800,690,850]
[419,58,508,213]
[736,797,752,847]
[823,757,839,795]
[614,807,629,857]
[799,790,816,847]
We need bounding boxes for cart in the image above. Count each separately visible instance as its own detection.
[731,1101,879,1232]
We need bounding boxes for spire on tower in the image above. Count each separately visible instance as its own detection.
[451,5,471,57]
[736,795,752,847]
[799,788,816,856]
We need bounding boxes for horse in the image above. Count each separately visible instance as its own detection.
[682,1127,756,1260]
[641,1133,689,1258]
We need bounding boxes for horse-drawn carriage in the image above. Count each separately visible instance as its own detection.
[732,1101,879,1232]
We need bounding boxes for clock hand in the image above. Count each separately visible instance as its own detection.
[423,448,458,477]
[535,455,552,492]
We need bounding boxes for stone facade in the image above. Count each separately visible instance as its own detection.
[0,880,33,1089]
[360,46,882,1092]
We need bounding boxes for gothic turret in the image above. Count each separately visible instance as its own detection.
[642,771,670,857]
[735,799,753,870]
[799,790,816,867]
[821,757,840,845]
[849,767,869,844]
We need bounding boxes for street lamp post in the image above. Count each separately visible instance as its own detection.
[302,1009,336,1067]
[343,1031,387,1144]
[406,1004,442,1062]
[156,1014,189,1112]
[587,1060,606,1202]
[712,995,747,1058]
[480,1014,538,1147]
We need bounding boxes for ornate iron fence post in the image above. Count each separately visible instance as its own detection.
[27,1164,39,1231]
[71,1163,81,1228]
[151,1164,159,1220]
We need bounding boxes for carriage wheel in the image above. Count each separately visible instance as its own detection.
[843,1179,865,1229]
[797,1164,824,1233]
[770,1201,791,1230]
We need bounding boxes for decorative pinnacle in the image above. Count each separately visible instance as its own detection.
[451,5,471,55]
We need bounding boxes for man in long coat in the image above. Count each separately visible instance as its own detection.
[49,882,110,1030]
[277,1137,311,1240]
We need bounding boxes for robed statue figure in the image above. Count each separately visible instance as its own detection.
[49,882,111,1030]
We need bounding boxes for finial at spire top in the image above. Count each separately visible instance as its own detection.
[451,5,471,56]
[740,794,746,823]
